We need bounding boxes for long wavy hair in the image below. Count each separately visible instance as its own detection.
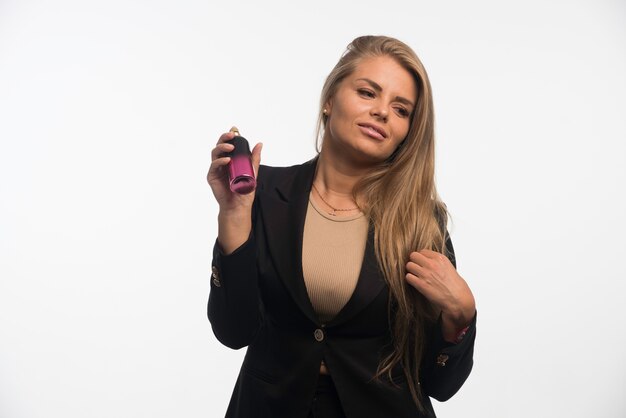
[316,35,449,411]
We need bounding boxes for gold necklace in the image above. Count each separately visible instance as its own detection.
[311,183,359,216]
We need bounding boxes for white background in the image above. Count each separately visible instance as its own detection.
[1,0,625,417]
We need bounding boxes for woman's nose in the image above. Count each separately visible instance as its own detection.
[370,105,388,122]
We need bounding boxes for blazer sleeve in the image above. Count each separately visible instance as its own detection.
[207,206,262,350]
[420,233,477,401]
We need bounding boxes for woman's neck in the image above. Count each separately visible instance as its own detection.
[314,148,368,193]
[312,148,370,214]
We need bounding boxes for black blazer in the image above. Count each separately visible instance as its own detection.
[208,158,476,418]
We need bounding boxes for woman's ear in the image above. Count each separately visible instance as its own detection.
[323,99,333,116]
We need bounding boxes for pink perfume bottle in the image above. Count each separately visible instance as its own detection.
[227,127,256,194]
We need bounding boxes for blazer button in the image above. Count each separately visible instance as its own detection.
[436,354,449,367]
[314,328,324,342]
[211,266,221,287]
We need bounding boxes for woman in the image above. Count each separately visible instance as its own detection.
[207,35,476,418]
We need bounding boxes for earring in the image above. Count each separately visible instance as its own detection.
[323,108,328,115]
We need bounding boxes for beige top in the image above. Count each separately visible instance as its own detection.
[302,198,369,324]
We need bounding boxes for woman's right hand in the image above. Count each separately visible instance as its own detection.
[207,129,262,254]
[207,130,263,212]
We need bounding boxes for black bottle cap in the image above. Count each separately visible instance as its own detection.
[228,136,251,157]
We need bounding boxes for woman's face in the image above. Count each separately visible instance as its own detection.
[324,55,417,166]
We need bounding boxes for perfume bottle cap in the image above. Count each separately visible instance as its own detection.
[229,136,251,157]
[229,126,240,136]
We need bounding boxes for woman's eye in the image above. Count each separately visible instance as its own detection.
[395,107,410,117]
[358,89,375,98]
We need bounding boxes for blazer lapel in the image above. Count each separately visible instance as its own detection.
[257,159,319,324]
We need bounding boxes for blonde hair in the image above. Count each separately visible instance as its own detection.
[316,35,449,411]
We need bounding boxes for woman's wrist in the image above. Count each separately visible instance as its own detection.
[217,209,252,255]
[440,308,475,343]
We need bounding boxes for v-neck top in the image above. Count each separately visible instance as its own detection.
[302,197,369,324]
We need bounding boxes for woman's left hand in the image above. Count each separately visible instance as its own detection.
[405,250,476,342]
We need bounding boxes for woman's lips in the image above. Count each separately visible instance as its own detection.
[358,124,387,141]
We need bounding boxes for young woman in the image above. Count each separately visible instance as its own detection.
[207,35,476,418]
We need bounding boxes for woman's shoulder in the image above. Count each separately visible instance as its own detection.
[257,158,317,188]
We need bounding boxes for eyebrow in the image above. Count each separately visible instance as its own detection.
[356,78,415,108]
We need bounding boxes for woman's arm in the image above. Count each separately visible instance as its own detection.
[206,130,263,349]
[406,233,477,400]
